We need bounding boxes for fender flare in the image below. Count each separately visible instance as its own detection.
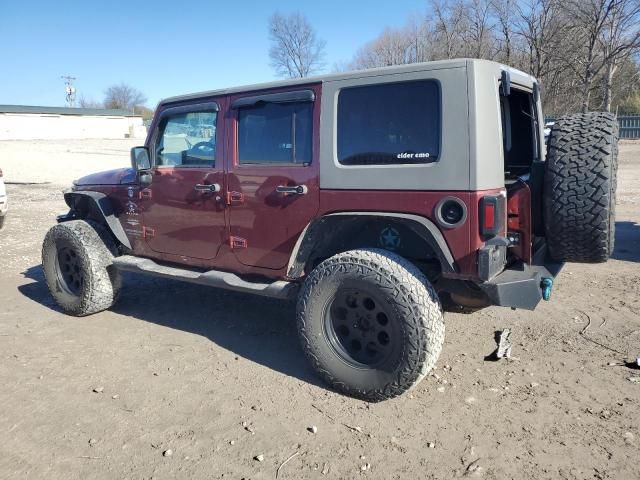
[286,212,457,278]
[62,191,131,250]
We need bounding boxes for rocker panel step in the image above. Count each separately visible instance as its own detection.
[112,256,298,300]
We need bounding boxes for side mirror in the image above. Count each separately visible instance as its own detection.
[131,146,151,171]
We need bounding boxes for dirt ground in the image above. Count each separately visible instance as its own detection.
[0,139,639,480]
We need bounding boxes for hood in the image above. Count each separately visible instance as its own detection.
[73,168,137,186]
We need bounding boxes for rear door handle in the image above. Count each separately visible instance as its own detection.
[194,183,221,193]
[276,185,308,195]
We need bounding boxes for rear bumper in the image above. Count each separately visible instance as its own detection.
[479,245,563,310]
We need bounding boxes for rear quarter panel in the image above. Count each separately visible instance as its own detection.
[318,188,504,279]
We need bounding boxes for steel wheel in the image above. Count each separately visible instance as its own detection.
[54,244,84,296]
[323,287,400,368]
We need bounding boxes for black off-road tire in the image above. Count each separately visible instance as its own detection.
[544,112,618,262]
[42,220,122,316]
[297,248,445,401]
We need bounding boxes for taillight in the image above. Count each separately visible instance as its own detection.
[480,195,503,237]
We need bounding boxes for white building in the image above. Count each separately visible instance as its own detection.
[0,105,147,140]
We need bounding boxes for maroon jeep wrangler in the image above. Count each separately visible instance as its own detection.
[43,59,618,401]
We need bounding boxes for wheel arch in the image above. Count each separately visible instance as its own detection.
[286,212,457,279]
[62,191,131,250]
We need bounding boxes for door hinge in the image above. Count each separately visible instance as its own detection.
[226,191,244,205]
[229,236,248,249]
[143,226,155,238]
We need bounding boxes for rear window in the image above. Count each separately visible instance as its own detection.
[337,80,441,166]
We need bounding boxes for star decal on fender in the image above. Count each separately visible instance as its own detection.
[379,227,401,251]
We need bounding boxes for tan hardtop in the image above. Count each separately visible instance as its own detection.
[158,58,536,107]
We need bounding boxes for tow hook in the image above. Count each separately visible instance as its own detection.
[541,277,553,301]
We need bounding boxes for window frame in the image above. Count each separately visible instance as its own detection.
[152,101,219,169]
[335,79,443,168]
[234,91,315,168]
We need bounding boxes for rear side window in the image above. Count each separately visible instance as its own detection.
[238,102,312,165]
[337,80,441,166]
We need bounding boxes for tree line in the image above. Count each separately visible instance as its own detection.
[268,1,640,115]
[78,83,153,119]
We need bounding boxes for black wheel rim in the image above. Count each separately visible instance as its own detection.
[55,245,84,296]
[323,287,399,368]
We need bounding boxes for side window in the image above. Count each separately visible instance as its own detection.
[337,80,441,166]
[238,102,312,165]
[156,110,217,167]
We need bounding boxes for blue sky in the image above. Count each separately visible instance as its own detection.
[1,0,427,108]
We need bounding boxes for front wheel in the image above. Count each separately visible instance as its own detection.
[297,248,445,401]
[42,220,122,316]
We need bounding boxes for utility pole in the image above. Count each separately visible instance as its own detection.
[61,75,77,107]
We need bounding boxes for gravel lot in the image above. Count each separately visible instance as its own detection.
[0,138,138,185]
[0,139,639,479]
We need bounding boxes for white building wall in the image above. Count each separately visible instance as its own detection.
[0,113,146,140]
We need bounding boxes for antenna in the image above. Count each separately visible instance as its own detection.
[61,75,77,107]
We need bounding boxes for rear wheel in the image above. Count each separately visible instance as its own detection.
[297,248,445,401]
[42,220,121,316]
[544,112,618,262]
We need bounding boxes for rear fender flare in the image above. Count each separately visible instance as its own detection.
[286,212,457,278]
[62,191,131,250]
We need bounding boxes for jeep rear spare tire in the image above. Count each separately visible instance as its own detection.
[297,248,445,401]
[42,220,122,316]
[544,112,618,262]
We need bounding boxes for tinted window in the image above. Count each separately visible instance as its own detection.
[156,110,217,167]
[238,102,312,164]
[337,80,440,165]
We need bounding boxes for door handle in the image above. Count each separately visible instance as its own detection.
[194,183,221,193]
[276,184,308,195]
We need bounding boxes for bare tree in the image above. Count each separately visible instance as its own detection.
[405,15,434,63]
[464,0,495,58]
[78,96,103,109]
[598,0,640,111]
[133,105,155,120]
[348,15,435,70]
[344,0,640,115]
[350,27,414,69]
[492,0,515,63]
[566,0,620,112]
[430,0,467,58]
[268,12,326,78]
[104,83,147,111]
